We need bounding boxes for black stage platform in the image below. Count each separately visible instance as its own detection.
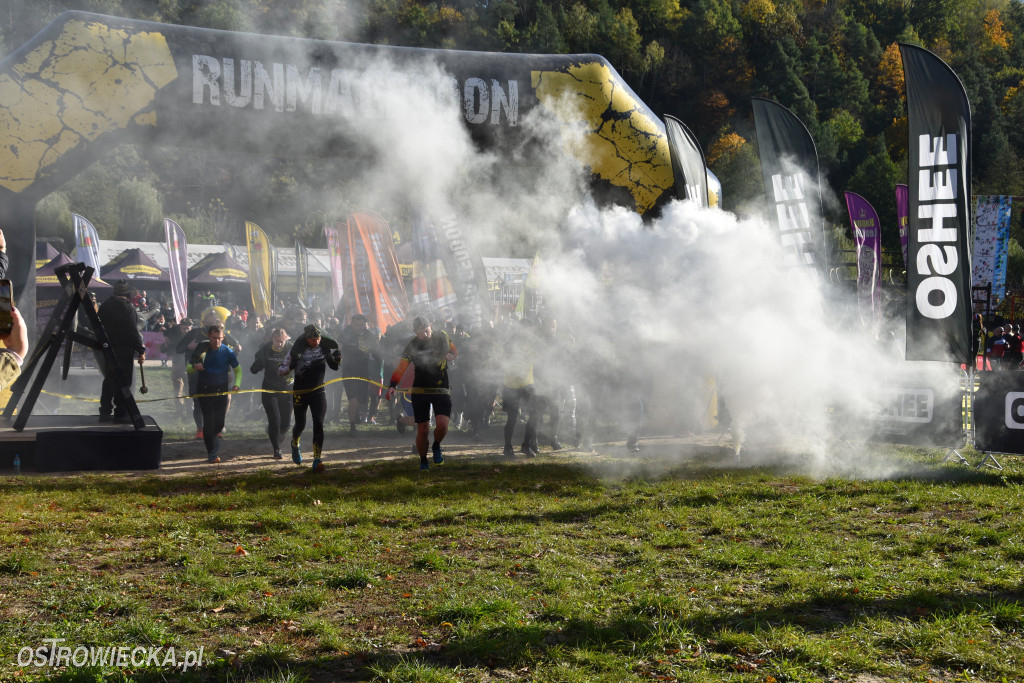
[0,415,162,472]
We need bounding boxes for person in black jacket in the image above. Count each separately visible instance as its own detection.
[279,324,341,472]
[250,326,294,460]
[97,280,145,423]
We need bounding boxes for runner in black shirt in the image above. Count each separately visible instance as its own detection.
[386,317,458,470]
[250,326,294,460]
[280,324,341,472]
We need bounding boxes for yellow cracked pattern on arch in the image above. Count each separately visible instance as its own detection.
[0,19,177,194]
[532,62,672,215]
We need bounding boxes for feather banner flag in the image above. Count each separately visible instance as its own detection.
[664,114,709,207]
[900,43,972,363]
[295,240,309,307]
[419,203,492,331]
[72,213,101,273]
[895,184,909,269]
[410,212,457,322]
[342,212,409,332]
[163,218,188,323]
[843,192,882,328]
[245,221,274,319]
[323,225,344,313]
[752,98,826,275]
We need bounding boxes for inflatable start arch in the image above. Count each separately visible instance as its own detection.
[0,11,679,307]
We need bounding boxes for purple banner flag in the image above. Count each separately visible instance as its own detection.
[895,184,909,269]
[164,218,188,323]
[843,192,882,328]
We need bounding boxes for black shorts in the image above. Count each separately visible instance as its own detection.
[411,393,452,423]
[343,378,370,403]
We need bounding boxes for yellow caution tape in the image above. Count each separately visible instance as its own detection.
[40,376,401,403]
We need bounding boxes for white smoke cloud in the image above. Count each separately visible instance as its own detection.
[306,58,962,480]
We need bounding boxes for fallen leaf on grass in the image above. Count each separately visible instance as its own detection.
[212,605,226,613]
[235,545,248,556]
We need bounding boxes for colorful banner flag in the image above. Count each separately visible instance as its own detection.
[164,219,189,323]
[664,115,709,208]
[751,98,826,275]
[972,195,1013,310]
[343,212,409,332]
[424,203,492,331]
[895,183,909,269]
[843,192,882,328]
[900,43,972,363]
[410,212,457,322]
[324,225,344,313]
[72,213,101,273]
[245,221,274,319]
[295,240,309,307]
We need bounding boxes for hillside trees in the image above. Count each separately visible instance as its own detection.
[2,0,1024,244]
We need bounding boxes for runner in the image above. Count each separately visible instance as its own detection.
[250,326,293,460]
[385,317,458,471]
[279,324,341,472]
[187,323,241,463]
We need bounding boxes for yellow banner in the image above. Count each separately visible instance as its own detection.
[245,221,273,318]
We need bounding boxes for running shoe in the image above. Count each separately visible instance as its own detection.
[503,445,516,458]
[273,449,283,460]
[419,459,429,471]
[432,442,444,465]
[208,455,220,464]
[311,458,325,473]
[291,443,302,464]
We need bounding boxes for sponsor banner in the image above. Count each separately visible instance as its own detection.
[751,98,825,274]
[862,374,962,446]
[971,195,1012,310]
[974,372,1024,454]
[664,115,709,207]
[843,192,881,328]
[164,219,188,323]
[324,226,344,313]
[72,213,101,273]
[900,43,972,363]
[895,183,909,269]
[245,221,273,318]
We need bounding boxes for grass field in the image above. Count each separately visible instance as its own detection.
[2,433,1024,682]
[3,369,1024,682]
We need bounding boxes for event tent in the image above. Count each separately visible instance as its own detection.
[36,253,111,289]
[188,250,249,290]
[101,248,169,287]
[35,242,61,269]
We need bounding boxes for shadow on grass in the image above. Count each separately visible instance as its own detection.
[3,444,1021,505]
[340,584,1024,678]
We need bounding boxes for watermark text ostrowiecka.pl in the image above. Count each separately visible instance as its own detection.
[16,639,204,671]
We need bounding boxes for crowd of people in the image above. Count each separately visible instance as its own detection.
[128,295,631,471]
[975,312,1024,370]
